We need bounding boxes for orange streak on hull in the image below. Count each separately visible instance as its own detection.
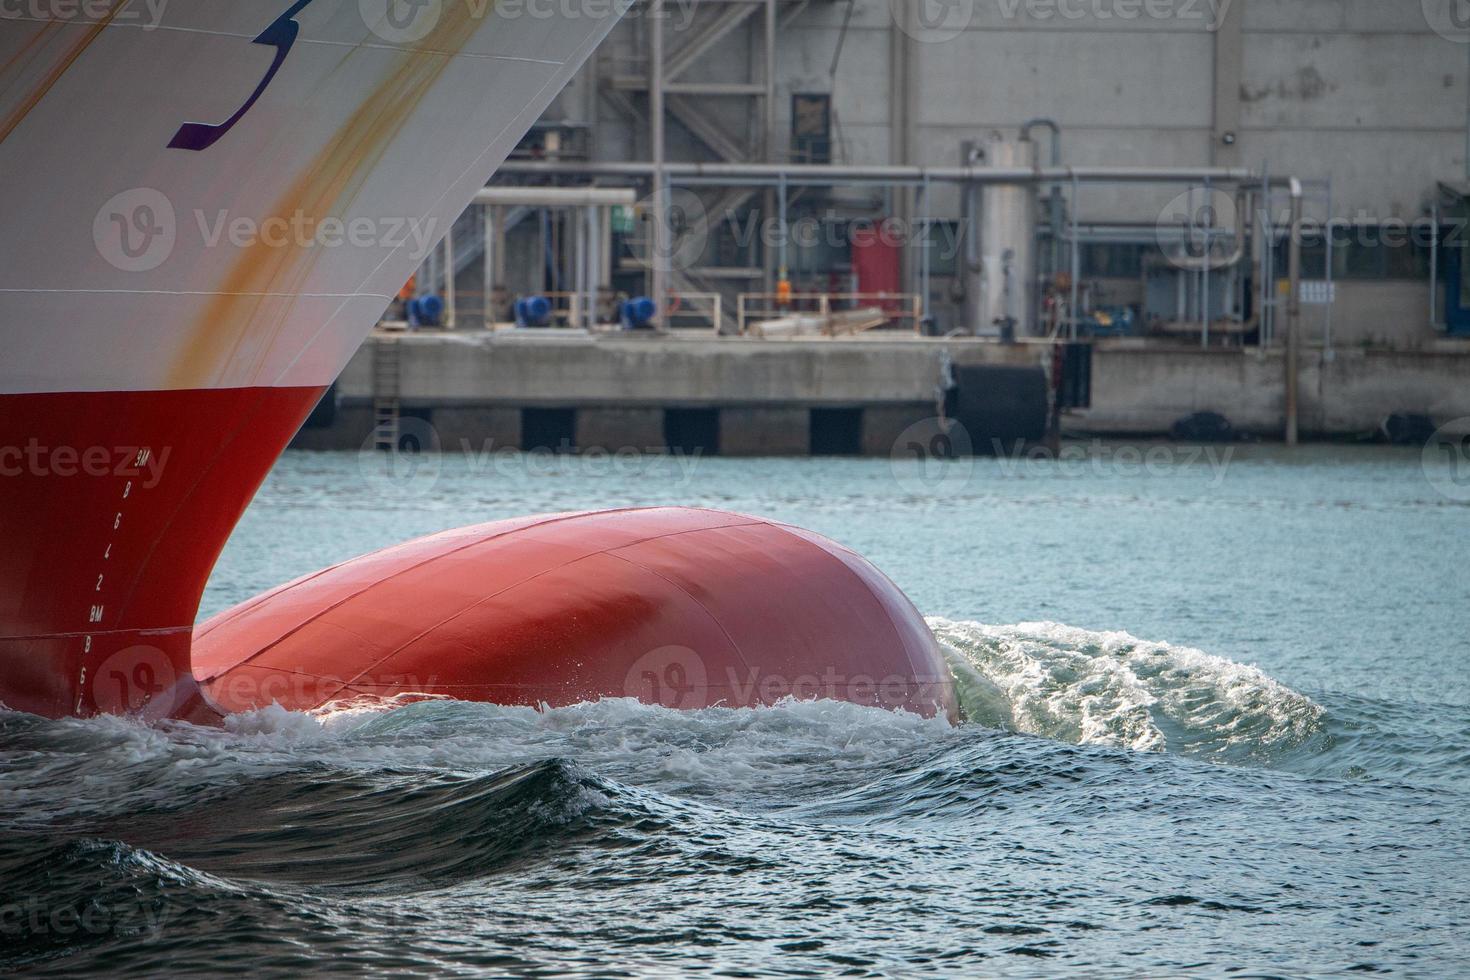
[194,509,959,722]
[0,2,126,146]
[168,6,488,390]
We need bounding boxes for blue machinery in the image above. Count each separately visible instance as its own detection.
[620,296,658,330]
[406,294,446,329]
[514,295,553,328]
[511,294,659,330]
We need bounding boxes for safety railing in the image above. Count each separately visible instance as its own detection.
[659,292,723,334]
[736,293,923,337]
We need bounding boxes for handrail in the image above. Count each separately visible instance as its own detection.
[736,292,923,336]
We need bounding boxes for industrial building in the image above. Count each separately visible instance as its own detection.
[311,0,1470,453]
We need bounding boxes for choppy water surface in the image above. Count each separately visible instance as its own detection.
[4,445,1468,976]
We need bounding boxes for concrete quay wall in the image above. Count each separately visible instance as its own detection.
[291,333,1470,454]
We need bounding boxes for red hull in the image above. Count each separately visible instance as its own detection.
[0,386,326,719]
[194,508,958,721]
[1,391,955,724]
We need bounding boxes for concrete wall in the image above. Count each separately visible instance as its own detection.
[338,334,1041,406]
[1076,341,1470,436]
[310,334,1470,451]
[305,334,1048,454]
[1301,282,1438,348]
[720,408,809,456]
[1238,3,1466,220]
[566,0,1467,221]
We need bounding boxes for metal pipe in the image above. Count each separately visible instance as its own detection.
[1324,178,1335,353]
[1285,177,1303,446]
[1187,184,1199,336]
[1258,163,1271,346]
[1176,251,1186,325]
[443,222,456,329]
[961,142,984,335]
[599,206,612,292]
[650,0,668,329]
[1069,172,1079,342]
[764,0,777,162]
[1237,189,1252,335]
[962,176,976,333]
[537,208,548,293]
[762,187,776,298]
[919,173,931,322]
[482,205,495,326]
[1059,227,1238,246]
[493,206,507,291]
[1203,177,1211,348]
[574,203,588,328]
[587,206,600,329]
[474,187,637,207]
[1431,201,1442,331]
[1020,118,1062,169]
[496,160,1259,186]
[1029,135,1044,336]
[777,170,788,283]
[967,181,983,334]
[1021,118,1064,278]
[890,7,917,298]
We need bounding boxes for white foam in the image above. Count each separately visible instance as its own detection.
[931,618,1324,757]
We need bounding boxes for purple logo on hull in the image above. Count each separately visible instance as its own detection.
[169,0,321,151]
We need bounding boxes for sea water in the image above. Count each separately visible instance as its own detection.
[3,444,1467,975]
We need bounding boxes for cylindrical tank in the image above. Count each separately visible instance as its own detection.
[975,134,1038,337]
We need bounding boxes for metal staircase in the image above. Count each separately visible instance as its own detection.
[607,0,817,323]
[371,335,401,452]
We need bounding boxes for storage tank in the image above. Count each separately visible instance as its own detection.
[965,134,1038,337]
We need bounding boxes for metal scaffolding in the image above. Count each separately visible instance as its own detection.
[621,0,799,324]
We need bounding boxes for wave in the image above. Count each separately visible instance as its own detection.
[932,619,1326,763]
[2,642,1462,977]
[0,622,1334,820]
[0,698,954,884]
[4,619,1450,868]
